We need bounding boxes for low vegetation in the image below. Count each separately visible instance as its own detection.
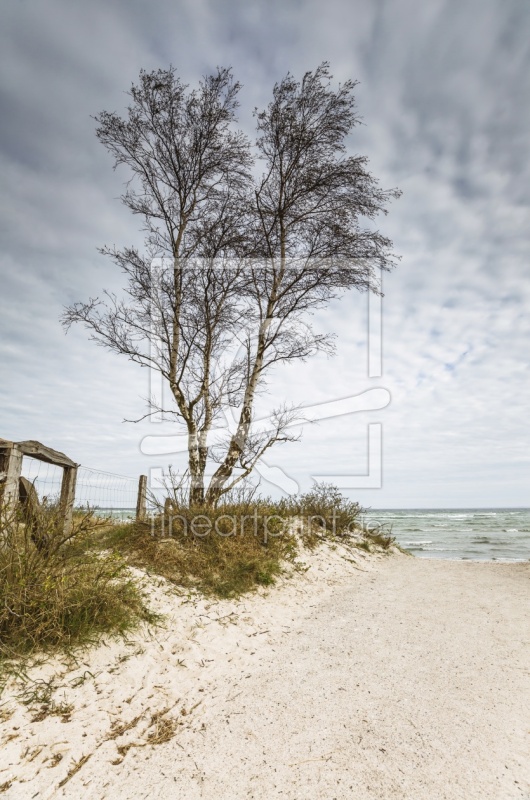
[1,483,395,668]
[100,483,394,597]
[0,503,151,668]
[99,499,299,599]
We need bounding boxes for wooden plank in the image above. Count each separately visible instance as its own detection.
[0,444,23,527]
[15,440,77,468]
[59,465,78,536]
[136,474,148,521]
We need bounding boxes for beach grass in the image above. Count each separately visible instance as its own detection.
[0,504,152,668]
[97,500,299,599]
[0,484,391,668]
[97,483,376,598]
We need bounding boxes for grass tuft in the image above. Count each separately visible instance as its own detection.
[0,504,152,669]
[98,483,384,597]
[146,709,178,744]
[364,529,395,550]
[101,502,298,599]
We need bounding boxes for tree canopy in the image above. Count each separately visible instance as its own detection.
[63,62,400,505]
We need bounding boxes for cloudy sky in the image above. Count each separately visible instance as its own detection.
[1,0,529,508]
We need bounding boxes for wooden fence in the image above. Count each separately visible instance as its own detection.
[0,438,148,534]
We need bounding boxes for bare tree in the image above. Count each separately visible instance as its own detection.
[63,67,254,505]
[64,63,400,507]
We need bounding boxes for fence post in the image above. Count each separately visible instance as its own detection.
[0,441,23,531]
[136,474,147,522]
[59,465,78,536]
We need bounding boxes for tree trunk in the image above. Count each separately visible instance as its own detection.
[205,329,269,506]
[189,484,205,506]
[187,425,206,506]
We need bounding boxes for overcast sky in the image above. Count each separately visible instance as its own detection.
[1,0,529,508]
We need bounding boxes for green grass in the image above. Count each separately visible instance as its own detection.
[97,482,384,598]
[0,504,153,669]
[0,482,395,672]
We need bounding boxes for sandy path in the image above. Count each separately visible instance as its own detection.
[2,555,529,799]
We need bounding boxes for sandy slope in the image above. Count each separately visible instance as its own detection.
[1,545,529,800]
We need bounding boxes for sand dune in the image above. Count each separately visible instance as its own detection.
[1,542,529,799]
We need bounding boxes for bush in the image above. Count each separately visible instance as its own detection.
[294,482,365,535]
[362,526,395,551]
[101,497,298,599]
[0,503,151,666]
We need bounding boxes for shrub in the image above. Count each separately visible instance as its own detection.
[101,497,298,599]
[363,526,395,550]
[295,482,365,535]
[0,503,151,666]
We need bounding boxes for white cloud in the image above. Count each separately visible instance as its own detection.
[0,0,529,507]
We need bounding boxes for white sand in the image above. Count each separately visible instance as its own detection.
[1,542,529,800]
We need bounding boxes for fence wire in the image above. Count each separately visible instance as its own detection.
[21,456,63,504]
[75,466,139,520]
[18,455,153,521]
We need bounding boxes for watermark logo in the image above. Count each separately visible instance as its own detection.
[140,260,391,495]
[149,508,392,545]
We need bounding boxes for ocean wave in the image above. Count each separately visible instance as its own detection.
[410,546,461,552]
[389,509,530,561]
[403,540,433,546]
[444,530,472,534]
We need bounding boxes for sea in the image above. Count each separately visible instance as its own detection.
[365,508,530,562]
[93,506,530,562]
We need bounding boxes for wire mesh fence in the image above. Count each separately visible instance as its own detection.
[75,466,139,520]
[21,456,64,504]
[2,439,158,532]
[20,458,152,521]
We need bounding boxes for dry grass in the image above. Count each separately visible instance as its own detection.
[364,528,395,550]
[30,699,74,723]
[99,483,380,597]
[0,504,153,669]
[146,709,178,744]
[102,504,298,599]
[108,714,143,740]
[0,706,14,723]
[57,753,92,788]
